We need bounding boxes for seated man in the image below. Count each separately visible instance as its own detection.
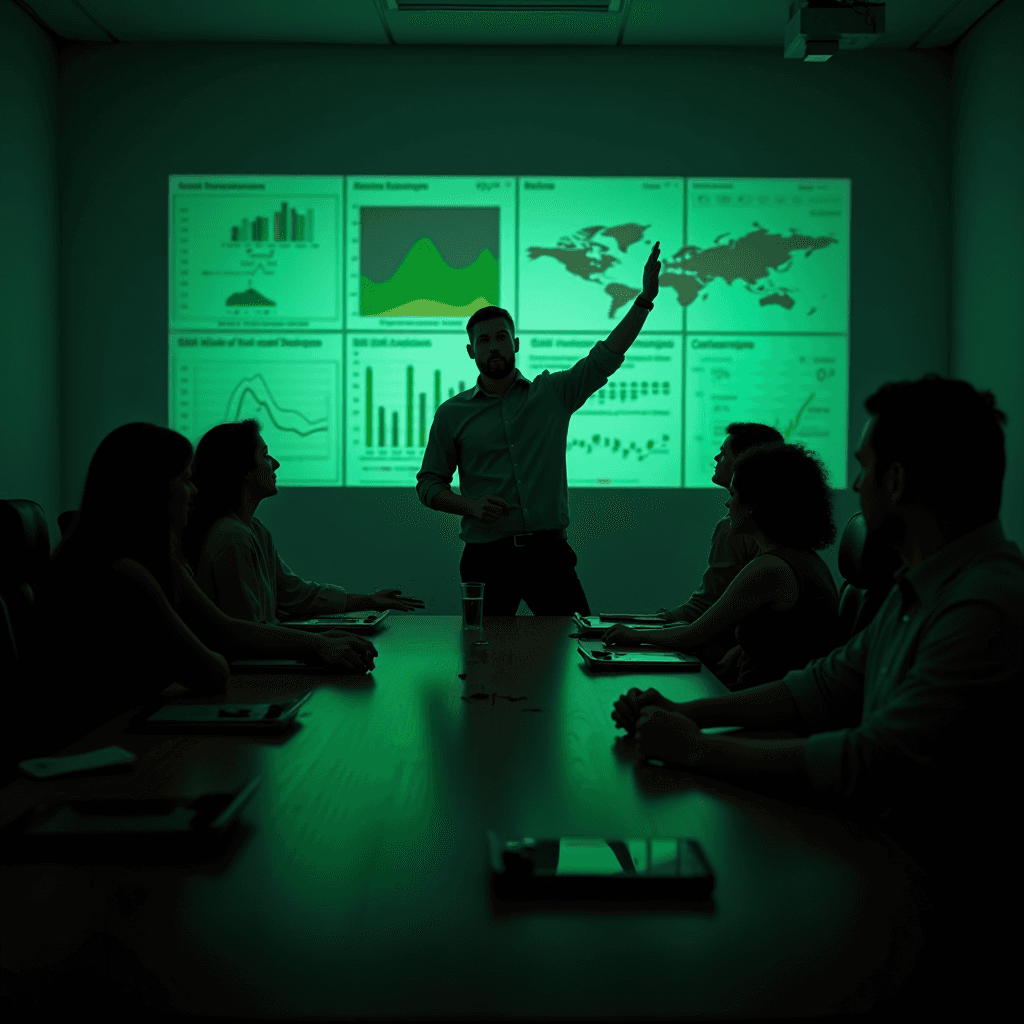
[653,421,783,673]
[612,376,1021,1015]
[183,420,424,624]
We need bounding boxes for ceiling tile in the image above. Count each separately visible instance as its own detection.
[25,0,391,43]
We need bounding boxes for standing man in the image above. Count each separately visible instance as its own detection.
[416,244,662,616]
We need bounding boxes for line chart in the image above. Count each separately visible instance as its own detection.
[225,374,329,438]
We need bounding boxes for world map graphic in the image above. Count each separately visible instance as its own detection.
[526,222,838,319]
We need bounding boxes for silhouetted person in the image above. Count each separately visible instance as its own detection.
[653,420,784,673]
[184,419,423,625]
[25,424,377,738]
[415,242,662,617]
[613,376,1021,1016]
[601,442,839,688]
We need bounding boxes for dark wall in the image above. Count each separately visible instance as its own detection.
[0,0,60,539]
[952,0,1024,546]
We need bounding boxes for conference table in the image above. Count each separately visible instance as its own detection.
[0,615,925,1019]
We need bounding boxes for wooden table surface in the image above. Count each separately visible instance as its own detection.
[0,616,924,1019]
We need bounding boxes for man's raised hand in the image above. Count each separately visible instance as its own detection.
[641,240,662,303]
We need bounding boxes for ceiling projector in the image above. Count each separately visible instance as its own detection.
[784,1,886,61]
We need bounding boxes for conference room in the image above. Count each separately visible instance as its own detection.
[2,1,1021,1020]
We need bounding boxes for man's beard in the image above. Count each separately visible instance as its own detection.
[484,356,514,380]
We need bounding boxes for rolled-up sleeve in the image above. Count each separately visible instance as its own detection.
[550,339,624,412]
[274,554,349,620]
[831,600,1017,807]
[416,412,458,510]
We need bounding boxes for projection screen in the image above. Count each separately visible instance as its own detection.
[169,175,850,489]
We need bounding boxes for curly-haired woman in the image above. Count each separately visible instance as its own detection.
[602,442,840,689]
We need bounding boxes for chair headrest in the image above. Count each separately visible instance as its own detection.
[837,511,904,590]
[0,499,51,589]
[57,509,79,538]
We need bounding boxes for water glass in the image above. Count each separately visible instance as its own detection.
[461,581,485,631]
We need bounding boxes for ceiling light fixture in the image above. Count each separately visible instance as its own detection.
[385,1,621,11]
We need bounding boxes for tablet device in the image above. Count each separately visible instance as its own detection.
[0,777,261,865]
[599,613,671,623]
[283,610,389,632]
[574,613,668,630]
[488,832,714,901]
[577,640,702,672]
[128,691,313,732]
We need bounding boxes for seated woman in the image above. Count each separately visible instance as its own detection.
[26,423,375,736]
[183,419,423,624]
[600,442,840,690]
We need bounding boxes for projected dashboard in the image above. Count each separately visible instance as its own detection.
[168,175,849,488]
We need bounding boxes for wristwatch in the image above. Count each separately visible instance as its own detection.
[634,295,654,311]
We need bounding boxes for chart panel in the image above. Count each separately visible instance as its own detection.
[518,177,684,333]
[345,333,478,488]
[521,335,682,488]
[680,178,849,334]
[345,177,516,332]
[169,176,343,330]
[170,333,342,486]
[684,334,848,489]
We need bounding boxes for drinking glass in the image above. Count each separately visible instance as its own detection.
[461,581,485,631]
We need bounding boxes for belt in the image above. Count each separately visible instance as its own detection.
[485,528,566,548]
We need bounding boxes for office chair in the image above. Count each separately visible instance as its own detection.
[57,508,78,539]
[0,499,53,780]
[0,499,51,666]
[836,512,903,643]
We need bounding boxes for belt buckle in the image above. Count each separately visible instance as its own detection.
[513,532,533,548]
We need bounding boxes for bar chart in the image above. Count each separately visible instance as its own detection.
[345,335,475,487]
[230,201,315,243]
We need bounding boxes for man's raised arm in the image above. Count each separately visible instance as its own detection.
[603,241,661,357]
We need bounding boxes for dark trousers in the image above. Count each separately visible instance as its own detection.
[460,530,592,617]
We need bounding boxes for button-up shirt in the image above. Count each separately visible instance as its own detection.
[415,340,625,543]
[783,520,1023,824]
